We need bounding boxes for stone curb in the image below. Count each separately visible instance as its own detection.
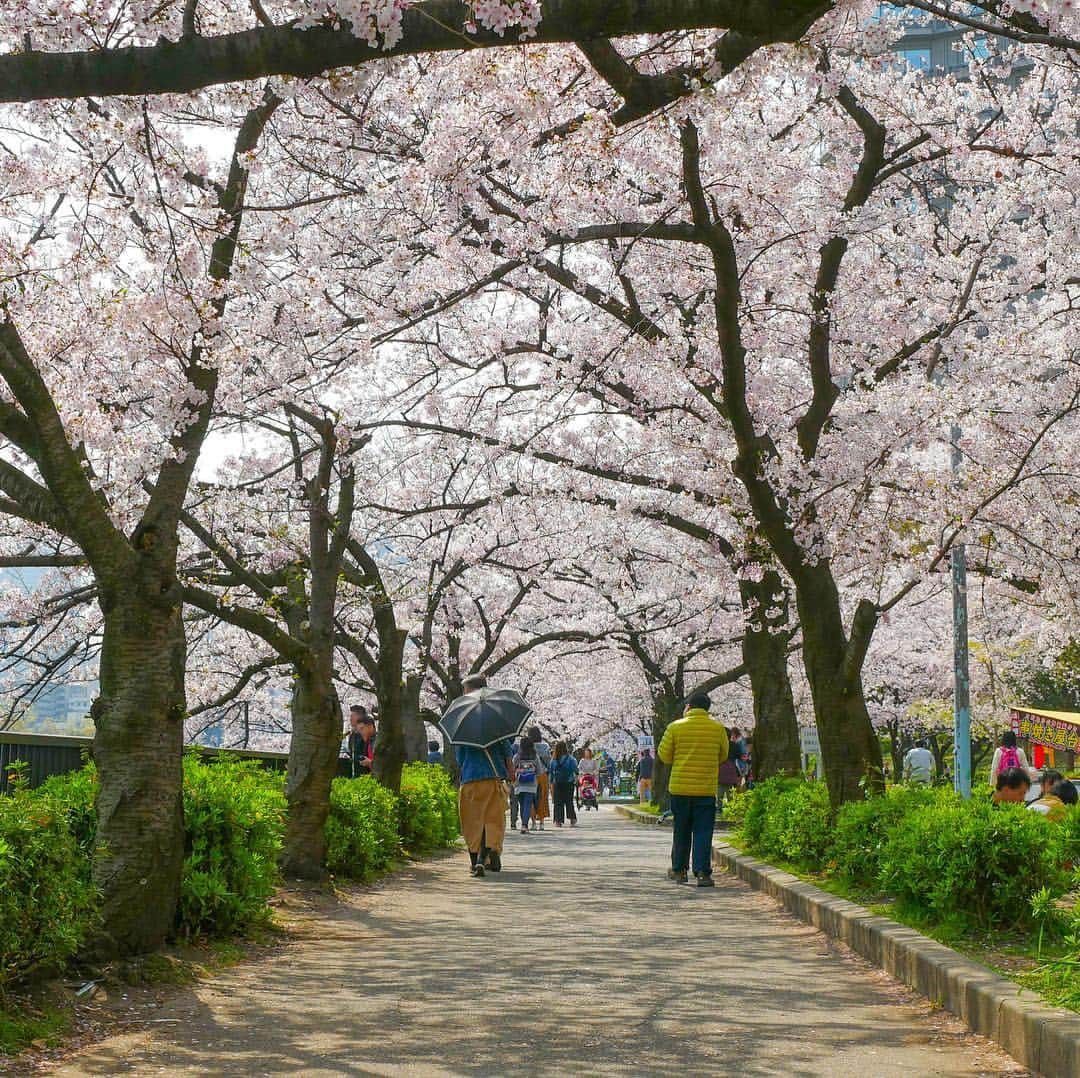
[615,805,670,826]
[614,804,734,831]
[616,806,1080,1076]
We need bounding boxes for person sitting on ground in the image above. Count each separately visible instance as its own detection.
[992,766,1031,805]
[988,730,1031,788]
[1029,768,1064,806]
[513,738,541,834]
[902,739,934,784]
[657,692,729,887]
[427,739,443,766]
[1030,778,1078,822]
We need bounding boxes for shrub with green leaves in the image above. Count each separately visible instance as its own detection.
[325,775,401,879]
[878,798,1066,929]
[398,762,459,852]
[1049,802,1080,871]
[177,755,286,939]
[0,768,98,987]
[720,790,751,827]
[754,779,833,870]
[37,760,98,867]
[831,784,946,889]
[740,776,805,849]
[740,776,832,870]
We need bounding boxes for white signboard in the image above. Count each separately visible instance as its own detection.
[799,727,820,755]
[637,735,655,751]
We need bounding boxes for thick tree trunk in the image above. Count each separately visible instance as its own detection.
[373,629,407,792]
[402,674,427,763]
[282,663,342,878]
[796,568,884,806]
[91,575,186,956]
[886,720,904,783]
[648,694,682,811]
[740,573,800,779]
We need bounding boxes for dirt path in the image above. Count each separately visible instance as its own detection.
[44,808,1029,1076]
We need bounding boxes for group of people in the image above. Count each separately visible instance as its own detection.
[509,731,588,833]
[453,675,603,878]
[348,675,734,888]
[989,730,1078,820]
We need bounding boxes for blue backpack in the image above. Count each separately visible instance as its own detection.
[551,756,576,785]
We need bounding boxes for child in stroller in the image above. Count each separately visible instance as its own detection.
[578,772,600,811]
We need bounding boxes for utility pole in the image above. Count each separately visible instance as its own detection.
[950,423,972,798]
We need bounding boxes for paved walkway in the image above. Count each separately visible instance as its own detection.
[47,809,1027,1076]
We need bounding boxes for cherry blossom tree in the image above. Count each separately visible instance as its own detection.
[0,88,283,951]
[0,0,1074,104]
[335,30,1077,804]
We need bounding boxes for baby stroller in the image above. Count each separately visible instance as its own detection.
[578,773,600,811]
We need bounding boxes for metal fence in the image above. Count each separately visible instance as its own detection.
[0,730,352,793]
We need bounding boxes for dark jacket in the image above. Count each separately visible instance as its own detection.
[348,732,375,777]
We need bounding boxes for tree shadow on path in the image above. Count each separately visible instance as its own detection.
[43,811,1029,1077]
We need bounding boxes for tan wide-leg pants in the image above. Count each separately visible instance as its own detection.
[459,778,509,853]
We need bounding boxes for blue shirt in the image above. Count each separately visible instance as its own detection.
[427,751,443,765]
[457,740,514,785]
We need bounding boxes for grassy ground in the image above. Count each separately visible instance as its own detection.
[0,933,268,1063]
[0,995,69,1056]
[721,832,1080,1012]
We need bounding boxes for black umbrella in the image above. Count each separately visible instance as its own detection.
[438,688,533,749]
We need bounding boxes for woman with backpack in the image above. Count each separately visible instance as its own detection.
[513,739,541,834]
[549,741,578,827]
[989,730,1032,789]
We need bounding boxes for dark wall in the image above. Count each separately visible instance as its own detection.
[0,731,327,793]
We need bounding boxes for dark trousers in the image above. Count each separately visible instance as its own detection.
[553,782,577,824]
[670,794,717,876]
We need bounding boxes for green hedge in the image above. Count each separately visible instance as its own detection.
[325,775,402,879]
[178,757,287,938]
[878,796,1066,929]
[399,763,460,852]
[0,768,98,986]
[1,757,459,987]
[739,777,1071,930]
[831,784,945,889]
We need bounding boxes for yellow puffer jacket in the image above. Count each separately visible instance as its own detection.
[657,709,730,797]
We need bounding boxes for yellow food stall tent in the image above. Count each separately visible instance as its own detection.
[1010,706,1080,771]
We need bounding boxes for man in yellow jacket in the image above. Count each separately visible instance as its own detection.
[656,692,730,887]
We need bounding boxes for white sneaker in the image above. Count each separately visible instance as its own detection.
[539,821,545,830]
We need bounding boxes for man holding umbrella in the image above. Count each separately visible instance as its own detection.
[441,674,529,879]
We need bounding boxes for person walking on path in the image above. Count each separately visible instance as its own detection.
[636,749,654,804]
[514,738,541,834]
[527,727,552,830]
[730,727,749,783]
[427,740,443,765]
[347,705,376,777]
[550,741,578,827]
[902,740,934,784]
[657,692,729,887]
[578,747,599,786]
[453,674,514,878]
[989,730,1032,788]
